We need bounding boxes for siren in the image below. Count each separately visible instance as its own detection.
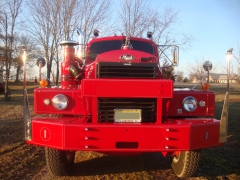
[147,32,153,39]
[93,30,99,38]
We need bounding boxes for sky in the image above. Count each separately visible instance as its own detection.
[35,0,240,79]
[154,0,240,77]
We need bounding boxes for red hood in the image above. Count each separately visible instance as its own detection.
[95,49,158,64]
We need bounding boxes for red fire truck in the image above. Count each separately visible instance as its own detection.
[23,30,229,178]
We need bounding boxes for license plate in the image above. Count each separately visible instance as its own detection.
[114,109,141,122]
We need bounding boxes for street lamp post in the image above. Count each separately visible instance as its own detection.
[219,48,233,143]
[22,46,27,90]
[226,48,233,93]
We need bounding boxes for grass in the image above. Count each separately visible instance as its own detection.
[0,81,239,179]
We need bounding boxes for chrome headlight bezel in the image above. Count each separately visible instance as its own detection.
[52,94,68,110]
[182,96,197,112]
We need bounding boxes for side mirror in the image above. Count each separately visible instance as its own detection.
[172,45,179,66]
[203,60,212,85]
[203,61,212,71]
[36,57,46,67]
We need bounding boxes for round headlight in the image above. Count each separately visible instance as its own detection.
[52,94,68,110]
[183,96,197,112]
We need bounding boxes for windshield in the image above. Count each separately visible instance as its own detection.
[89,40,155,60]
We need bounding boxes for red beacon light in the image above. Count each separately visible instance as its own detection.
[202,82,210,91]
[39,79,48,88]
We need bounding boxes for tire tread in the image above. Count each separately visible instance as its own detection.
[45,148,69,176]
[172,151,200,178]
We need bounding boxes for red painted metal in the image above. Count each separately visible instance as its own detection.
[61,46,75,89]
[85,36,159,65]
[81,79,173,98]
[61,45,81,89]
[95,49,158,63]
[30,117,222,152]
[163,89,215,117]
[27,35,224,158]
[34,88,87,115]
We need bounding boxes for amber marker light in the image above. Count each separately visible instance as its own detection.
[39,79,48,88]
[202,82,210,91]
[43,99,51,106]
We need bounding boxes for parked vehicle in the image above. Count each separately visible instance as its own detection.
[23,30,229,178]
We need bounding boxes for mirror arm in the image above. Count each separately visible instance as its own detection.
[160,65,173,69]
[192,76,207,89]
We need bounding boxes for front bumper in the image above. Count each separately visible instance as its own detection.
[28,117,222,152]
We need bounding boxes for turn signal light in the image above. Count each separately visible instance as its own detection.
[39,79,48,88]
[202,83,210,91]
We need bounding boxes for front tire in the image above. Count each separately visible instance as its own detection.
[171,151,200,178]
[45,147,75,176]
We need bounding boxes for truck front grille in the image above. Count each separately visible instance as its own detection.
[98,98,156,123]
[97,62,158,78]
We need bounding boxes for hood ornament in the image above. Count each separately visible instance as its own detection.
[121,34,133,50]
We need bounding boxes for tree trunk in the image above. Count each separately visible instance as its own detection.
[15,65,21,82]
[47,60,52,87]
[4,15,10,101]
[4,69,10,101]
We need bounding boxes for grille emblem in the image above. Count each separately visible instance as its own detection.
[120,54,135,61]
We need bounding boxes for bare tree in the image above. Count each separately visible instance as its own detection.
[234,44,240,65]
[183,77,190,83]
[26,0,79,85]
[187,57,214,83]
[26,0,112,85]
[118,0,155,37]
[117,0,193,49]
[13,35,42,82]
[188,73,195,82]
[77,0,113,43]
[162,59,176,81]
[175,70,184,82]
[0,0,23,100]
[231,45,240,83]
[221,64,236,75]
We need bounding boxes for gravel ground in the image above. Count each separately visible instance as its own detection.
[0,83,239,180]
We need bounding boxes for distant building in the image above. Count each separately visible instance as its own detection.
[192,73,238,83]
[209,73,238,83]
